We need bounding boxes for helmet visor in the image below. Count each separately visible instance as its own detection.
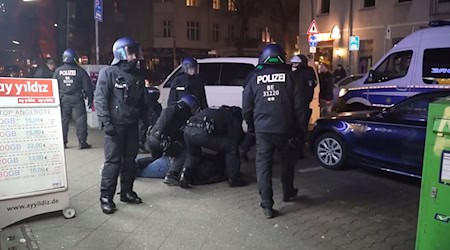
[119,44,144,61]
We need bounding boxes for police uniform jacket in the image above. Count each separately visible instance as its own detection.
[295,65,317,104]
[94,65,146,126]
[167,73,208,108]
[34,65,54,78]
[188,106,244,145]
[53,63,93,102]
[242,65,304,134]
[151,103,192,142]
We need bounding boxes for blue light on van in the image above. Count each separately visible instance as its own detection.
[431,68,450,74]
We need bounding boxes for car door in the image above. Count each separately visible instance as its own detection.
[210,63,255,108]
[364,50,414,107]
[359,94,447,176]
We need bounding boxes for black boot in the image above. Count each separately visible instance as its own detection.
[283,188,299,202]
[79,141,92,150]
[120,191,142,204]
[100,197,116,214]
[178,168,190,189]
[163,171,179,186]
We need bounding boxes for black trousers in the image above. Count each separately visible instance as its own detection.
[100,123,139,198]
[184,127,240,180]
[60,95,88,144]
[255,133,296,209]
[146,134,186,174]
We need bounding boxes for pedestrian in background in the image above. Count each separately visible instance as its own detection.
[53,49,93,149]
[94,37,147,214]
[242,44,305,219]
[34,58,56,78]
[319,63,334,117]
[333,64,347,83]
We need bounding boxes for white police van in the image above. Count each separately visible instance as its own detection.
[339,20,450,110]
[158,57,258,109]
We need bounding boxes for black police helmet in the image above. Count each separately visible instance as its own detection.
[299,54,308,66]
[62,48,79,64]
[181,57,198,75]
[179,94,200,114]
[259,43,286,65]
[111,37,143,65]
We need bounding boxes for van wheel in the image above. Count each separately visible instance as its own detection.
[314,133,347,170]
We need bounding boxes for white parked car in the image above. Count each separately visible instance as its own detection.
[158,57,258,109]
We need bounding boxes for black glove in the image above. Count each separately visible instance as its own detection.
[103,124,117,137]
[247,122,255,135]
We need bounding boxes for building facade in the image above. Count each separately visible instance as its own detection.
[298,0,450,74]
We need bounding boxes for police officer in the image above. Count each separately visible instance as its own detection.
[180,105,248,188]
[53,49,93,149]
[145,95,200,185]
[167,57,208,109]
[242,44,305,219]
[94,37,147,214]
[34,58,56,78]
[291,54,317,158]
[138,86,162,152]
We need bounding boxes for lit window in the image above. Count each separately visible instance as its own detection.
[228,0,237,11]
[213,0,220,10]
[163,20,171,37]
[187,21,200,41]
[213,24,219,42]
[186,0,200,7]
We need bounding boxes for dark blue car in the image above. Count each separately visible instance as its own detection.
[310,90,450,178]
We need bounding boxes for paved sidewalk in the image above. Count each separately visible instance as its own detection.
[1,126,420,249]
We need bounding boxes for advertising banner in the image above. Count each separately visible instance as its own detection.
[0,77,67,201]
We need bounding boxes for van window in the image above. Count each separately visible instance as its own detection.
[423,48,450,84]
[219,63,255,86]
[368,50,413,83]
[199,63,222,85]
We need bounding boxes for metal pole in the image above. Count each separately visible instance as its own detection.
[95,20,99,64]
[66,0,69,48]
[348,0,353,74]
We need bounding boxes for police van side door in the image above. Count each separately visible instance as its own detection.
[364,50,414,108]
[215,63,256,108]
[199,63,223,107]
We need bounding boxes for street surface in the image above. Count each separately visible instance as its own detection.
[1,127,419,249]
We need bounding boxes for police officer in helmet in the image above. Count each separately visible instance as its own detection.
[94,37,147,214]
[291,54,317,158]
[167,57,208,109]
[179,105,248,188]
[242,44,305,219]
[53,48,93,149]
[138,86,162,152]
[144,94,200,185]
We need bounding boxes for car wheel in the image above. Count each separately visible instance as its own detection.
[314,133,347,170]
